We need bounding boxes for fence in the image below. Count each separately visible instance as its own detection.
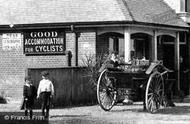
[28,67,97,108]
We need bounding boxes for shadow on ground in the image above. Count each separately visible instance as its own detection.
[50,114,89,118]
[110,103,190,115]
[156,105,190,115]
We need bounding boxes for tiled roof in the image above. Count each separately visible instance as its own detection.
[0,0,188,28]
[0,0,130,25]
[123,0,189,27]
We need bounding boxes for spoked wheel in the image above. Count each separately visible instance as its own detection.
[145,71,164,113]
[97,69,117,111]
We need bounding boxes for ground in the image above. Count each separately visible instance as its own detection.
[0,98,190,124]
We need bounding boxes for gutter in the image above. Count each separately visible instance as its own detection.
[0,21,189,31]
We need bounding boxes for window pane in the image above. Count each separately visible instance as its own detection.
[109,37,114,52]
[118,38,124,57]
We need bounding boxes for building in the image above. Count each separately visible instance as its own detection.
[164,0,190,95]
[164,0,190,23]
[0,0,189,105]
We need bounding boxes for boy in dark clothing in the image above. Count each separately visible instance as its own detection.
[22,76,37,119]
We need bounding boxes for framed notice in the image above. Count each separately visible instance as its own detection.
[24,30,65,55]
[2,33,22,51]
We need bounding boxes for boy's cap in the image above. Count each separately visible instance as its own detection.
[41,71,49,76]
[25,76,31,81]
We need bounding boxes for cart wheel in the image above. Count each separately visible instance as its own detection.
[145,71,164,113]
[97,69,117,111]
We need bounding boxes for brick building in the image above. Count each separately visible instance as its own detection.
[0,0,189,105]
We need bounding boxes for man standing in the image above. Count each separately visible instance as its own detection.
[37,71,54,119]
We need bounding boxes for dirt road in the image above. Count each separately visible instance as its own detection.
[0,98,190,124]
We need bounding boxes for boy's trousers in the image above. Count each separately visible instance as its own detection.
[40,92,51,117]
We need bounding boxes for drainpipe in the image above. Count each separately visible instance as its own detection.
[71,25,80,66]
[67,50,72,66]
[75,32,81,66]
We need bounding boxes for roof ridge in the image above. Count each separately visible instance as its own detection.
[116,0,134,21]
[121,0,135,21]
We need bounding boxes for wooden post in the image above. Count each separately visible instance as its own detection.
[187,33,190,97]
[175,32,180,91]
[25,68,29,76]
[124,27,131,63]
[152,30,157,62]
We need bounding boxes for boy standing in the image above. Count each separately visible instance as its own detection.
[22,76,37,119]
[37,71,54,119]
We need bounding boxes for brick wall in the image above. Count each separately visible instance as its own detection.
[0,31,96,100]
[0,34,25,99]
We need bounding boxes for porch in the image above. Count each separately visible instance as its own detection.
[96,25,189,95]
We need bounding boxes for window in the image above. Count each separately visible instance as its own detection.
[179,32,187,44]
[180,0,190,12]
[131,33,151,60]
[132,39,149,59]
[180,0,186,12]
[109,37,124,57]
[187,0,190,13]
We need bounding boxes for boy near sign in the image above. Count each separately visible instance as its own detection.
[37,71,54,119]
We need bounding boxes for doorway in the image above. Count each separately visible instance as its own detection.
[157,35,175,70]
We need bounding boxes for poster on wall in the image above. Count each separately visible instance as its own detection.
[24,30,65,55]
[2,33,22,51]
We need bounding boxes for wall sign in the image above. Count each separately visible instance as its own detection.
[24,30,65,55]
[2,33,22,51]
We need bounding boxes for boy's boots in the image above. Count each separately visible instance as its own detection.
[30,110,33,119]
[25,110,28,116]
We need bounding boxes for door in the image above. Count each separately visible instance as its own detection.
[180,45,189,95]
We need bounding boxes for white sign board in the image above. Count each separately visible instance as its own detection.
[2,33,22,50]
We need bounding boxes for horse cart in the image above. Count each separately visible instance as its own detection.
[97,61,174,113]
